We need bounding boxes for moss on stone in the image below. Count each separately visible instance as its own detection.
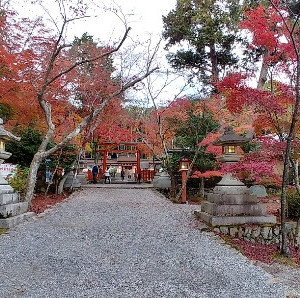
[0,228,7,235]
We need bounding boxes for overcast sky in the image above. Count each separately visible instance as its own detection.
[13,0,176,45]
[12,0,191,105]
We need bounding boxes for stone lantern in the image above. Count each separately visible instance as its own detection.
[0,119,34,228]
[0,118,21,187]
[213,126,249,163]
[196,126,276,226]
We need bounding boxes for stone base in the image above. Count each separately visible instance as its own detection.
[199,173,276,226]
[63,173,81,189]
[201,201,266,216]
[195,210,277,226]
[0,184,15,194]
[0,212,35,228]
[0,202,28,218]
[206,193,259,204]
[0,192,19,205]
[77,173,88,185]
[0,185,33,229]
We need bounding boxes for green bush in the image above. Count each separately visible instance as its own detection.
[286,189,300,220]
[6,128,42,167]
[7,166,29,200]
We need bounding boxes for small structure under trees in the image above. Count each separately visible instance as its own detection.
[196,126,276,226]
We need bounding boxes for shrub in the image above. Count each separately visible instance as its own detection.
[6,128,42,167]
[7,166,29,200]
[286,189,300,220]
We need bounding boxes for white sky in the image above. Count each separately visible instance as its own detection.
[11,0,193,105]
[13,0,176,42]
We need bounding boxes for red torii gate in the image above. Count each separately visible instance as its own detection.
[96,142,142,176]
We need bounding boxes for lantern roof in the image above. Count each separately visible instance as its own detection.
[178,156,191,163]
[0,118,21,142]
[213,126,250,146]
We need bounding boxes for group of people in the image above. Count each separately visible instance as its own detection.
[91,165,141,184]
[91,165,111,184]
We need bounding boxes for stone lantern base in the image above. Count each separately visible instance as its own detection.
[196,174,276,226]
[0,168,34,229]
[0,187,35,229]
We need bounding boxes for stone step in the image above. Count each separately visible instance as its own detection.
[202,201,266,216]
[206,193,259,204]
[0,212,35,228]
[0,202,28,218]
[0,192,19,205]
[0,185,15,194]
[195,210,277,226]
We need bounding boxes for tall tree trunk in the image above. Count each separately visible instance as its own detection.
[25,152,45,205]
[295,218,300,250]
[169,170,177,198]
[257,50,269,90]
[200,177,205,198]
[281,141,292,257]
[280,55,300,257]
[209,43,219,81]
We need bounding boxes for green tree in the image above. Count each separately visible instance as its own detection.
[170,108,219,149]
[165,101,220,198]
[0,103,13,122]
[6,128,42,167]
[162,0,247,87]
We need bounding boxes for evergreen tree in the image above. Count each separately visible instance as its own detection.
[162,0,250,89]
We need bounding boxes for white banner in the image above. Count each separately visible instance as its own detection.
[0,163,17,178]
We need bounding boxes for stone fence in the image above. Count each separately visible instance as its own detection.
[209,222,299,246]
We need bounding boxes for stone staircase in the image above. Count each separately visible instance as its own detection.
[0,188,34,229]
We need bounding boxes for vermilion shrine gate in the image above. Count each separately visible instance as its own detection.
[88,141,155,182]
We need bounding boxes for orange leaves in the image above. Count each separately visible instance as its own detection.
[160,98,192,122]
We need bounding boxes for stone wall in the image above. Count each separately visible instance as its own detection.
[211,222,299,245]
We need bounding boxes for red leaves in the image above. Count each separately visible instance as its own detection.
[230,238,278,264]
[30,193,69,214]
[198,132,220,147]
[220,136,285,186]
[214,73,248,113]
[216,73,287,116]
[241,5,282,53]
[222,161,281,185]
[191,170,223,179]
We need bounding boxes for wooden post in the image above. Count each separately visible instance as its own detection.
[102,148,107,173]
[137,149,141,175]
[181,170,187,203]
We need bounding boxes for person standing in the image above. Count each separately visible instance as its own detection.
[121,169,125,181]
[137,172,141,184]
[104,167,111,184]
[92,164,99,184]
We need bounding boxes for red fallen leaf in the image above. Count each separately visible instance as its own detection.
[227,236,300,265]
[30,193,69,214]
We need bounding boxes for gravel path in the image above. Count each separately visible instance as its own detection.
[0,187,287,297]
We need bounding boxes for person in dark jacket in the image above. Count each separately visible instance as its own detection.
[92,165,99,184]
[121,169,125,181]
